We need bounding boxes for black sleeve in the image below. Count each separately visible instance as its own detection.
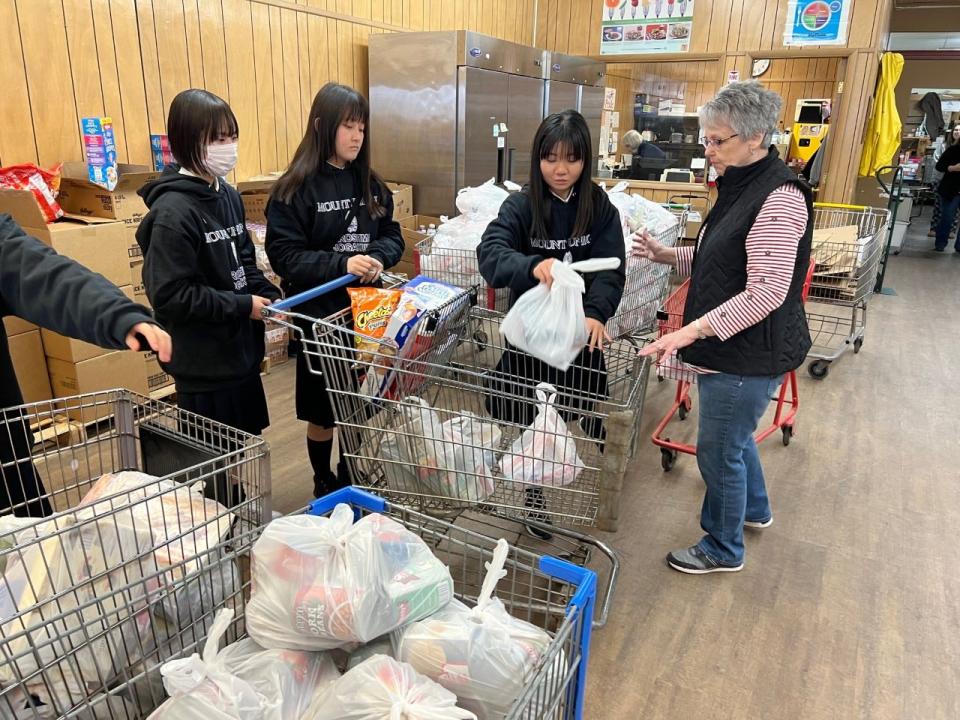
[366,181,405,269]
[477,193,541,296]
[265,194,349,287]
[0,215,153,348]
[583,189,627,324]
[936,145,960,173]
[142,213,253,322]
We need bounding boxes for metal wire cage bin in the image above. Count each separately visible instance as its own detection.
[0,390,270,719]
[805,203,890,379]
[281,487,597,720]
[605,207,686,339]
[414,236,511,313]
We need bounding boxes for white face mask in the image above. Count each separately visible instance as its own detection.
[205,141,238,177]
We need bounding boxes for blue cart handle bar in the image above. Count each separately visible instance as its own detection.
[271,274,358,312]
[306,487,597,617]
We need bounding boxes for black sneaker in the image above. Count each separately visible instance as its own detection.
[744,515,773,529]
[666,545,743,574]
[524,487,553,541]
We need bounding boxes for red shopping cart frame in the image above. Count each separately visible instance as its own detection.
[652,260,815,471]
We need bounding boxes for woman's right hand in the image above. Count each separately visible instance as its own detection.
[533,258,556,288]
[347,254,383,283]
[631,230,674,265]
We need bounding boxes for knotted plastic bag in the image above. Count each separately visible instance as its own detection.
[500,258,620,370]
[395,539,557,719]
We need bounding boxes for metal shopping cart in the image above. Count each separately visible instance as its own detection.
[0,390,269,719]
[805,202,890,379]
[413,205,686,340]
[265,275,649,627]
[650,259,816,472]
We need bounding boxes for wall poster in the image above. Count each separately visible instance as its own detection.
[600,0,695,55]
[783,0,851,46]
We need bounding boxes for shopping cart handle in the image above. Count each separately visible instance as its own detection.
[271,274,358,311]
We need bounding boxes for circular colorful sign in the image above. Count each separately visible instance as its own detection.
[800,1,831,31]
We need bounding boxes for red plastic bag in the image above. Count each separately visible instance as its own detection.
[0,163,64,223]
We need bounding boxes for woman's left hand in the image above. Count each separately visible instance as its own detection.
[639,324,699,359]
[585,318,611,351]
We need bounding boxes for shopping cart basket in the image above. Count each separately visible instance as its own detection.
[0,390,269,719]
[650,259,816,471]
[805,202,890,379]
[266,275,644,627]
[415,205,685,340]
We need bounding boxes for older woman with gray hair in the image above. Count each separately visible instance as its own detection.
[635,81,813,574]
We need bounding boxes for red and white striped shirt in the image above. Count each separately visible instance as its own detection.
[676,184,808,341]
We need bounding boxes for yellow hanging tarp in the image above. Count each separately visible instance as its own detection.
[858,52,904,176]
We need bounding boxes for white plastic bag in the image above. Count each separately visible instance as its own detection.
[148,609,340,720]
[455,178,509,217]
[381,399,498,504]
[500,383,584,488]
[395,539,556,720]
[246,506,453,651]
[501,258,620,371]
[306,655,476,720]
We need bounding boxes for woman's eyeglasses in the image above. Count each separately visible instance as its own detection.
[699,134,739,148]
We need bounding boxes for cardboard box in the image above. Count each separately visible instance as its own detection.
[142,351,173,393]
[81,117,119,191]
[3,316,37,337]
[41,286,134,364]
[398,214,443,266]
[8,330,52,403]
[237,176,280,224]
[385,182,414,219]
[48,351,148,421]
[126,224,143,264]
[57,162,158,227]
[130,260,149,307]
[0,188,131,287]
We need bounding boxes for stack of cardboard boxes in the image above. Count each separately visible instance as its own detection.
[0,164,168,415]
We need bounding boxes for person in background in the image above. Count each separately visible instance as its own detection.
[635,81,812,574]
[622,129,667,161]
[477,110,625,539]
[265,82,404,499]
[1,215,171,516]
[137,89,281,505]
[931,124,960,251]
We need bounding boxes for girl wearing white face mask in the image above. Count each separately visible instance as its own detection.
[136,89,281,505]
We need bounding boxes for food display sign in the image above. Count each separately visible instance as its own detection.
[600,0,694,55]
[783,0,851,46]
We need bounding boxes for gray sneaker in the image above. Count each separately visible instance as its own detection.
[666,545,743,574]
[744,515,773,529]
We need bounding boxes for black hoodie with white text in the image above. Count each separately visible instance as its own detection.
[136,168,281,392]
[264,163,405,320]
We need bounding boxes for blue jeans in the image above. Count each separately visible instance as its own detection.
[695,372,784,566]
[935,193,960,250]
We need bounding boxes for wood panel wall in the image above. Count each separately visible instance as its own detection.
[543,0,894,57]
[0,0,537,179]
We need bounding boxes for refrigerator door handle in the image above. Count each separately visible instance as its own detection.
[497,145,506,184]
[507,147,516,183]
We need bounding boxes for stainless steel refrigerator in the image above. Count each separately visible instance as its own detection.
[368,31,605,216]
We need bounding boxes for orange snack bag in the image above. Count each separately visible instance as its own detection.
[348,287,403,360]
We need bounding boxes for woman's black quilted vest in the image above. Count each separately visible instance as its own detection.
[681,149,813,375]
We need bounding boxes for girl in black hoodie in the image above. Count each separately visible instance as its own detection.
[137,90,281,463]
[477,110,625,538]
[265,83,404,498]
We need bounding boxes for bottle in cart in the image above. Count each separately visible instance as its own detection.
[427,224,437,237]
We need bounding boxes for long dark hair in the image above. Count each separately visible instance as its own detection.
[528,110,595,240]
[167,89,238,175]
[271,82,385,216]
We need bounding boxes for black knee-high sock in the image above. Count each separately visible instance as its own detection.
[307,438,334,497]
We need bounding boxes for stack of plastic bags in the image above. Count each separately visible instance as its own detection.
[148,609,341,719]
[419,179,519,288]
[0,471,235,717]
[604,181,681,337]
[246,505,454,650]
[380,398,500,505]
[395,539,557,720]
